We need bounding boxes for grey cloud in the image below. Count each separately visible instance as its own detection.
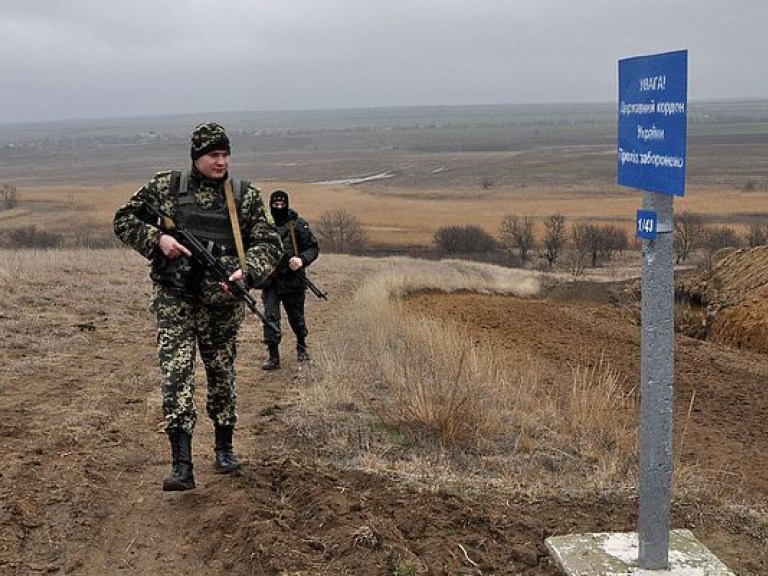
[0,0,766,123]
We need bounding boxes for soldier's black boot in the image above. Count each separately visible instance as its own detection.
[214,425,242,474]
[262,344,280,370]
[296,339,310,362]
[163,430,195,491]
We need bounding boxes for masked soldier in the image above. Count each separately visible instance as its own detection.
[113,122,282,492]
[261,190,320,370]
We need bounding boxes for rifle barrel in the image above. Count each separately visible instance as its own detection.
[301,272,328,300]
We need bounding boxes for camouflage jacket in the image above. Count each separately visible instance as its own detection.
[113,168,283,304]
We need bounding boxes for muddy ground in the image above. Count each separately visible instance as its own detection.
[1,252,767,575]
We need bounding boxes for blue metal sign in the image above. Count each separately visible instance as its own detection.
[636,209,658,239]
[618,50,688,196]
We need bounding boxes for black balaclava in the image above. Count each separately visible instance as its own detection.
[270,190,290,225]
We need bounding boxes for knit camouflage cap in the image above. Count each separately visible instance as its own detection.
[190,122,231,160]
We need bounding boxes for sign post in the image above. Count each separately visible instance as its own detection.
[619,49,688,570]
[547,50,732,574]
[637,190,675,569]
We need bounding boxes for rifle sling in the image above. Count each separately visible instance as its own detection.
[286,219,325,299]
[287,220,299,257]
[224,179,248,273]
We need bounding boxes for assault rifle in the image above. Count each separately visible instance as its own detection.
[273,255,328,300]
[300,271,328,300]
[144,203,280,336]
[283,221,328,300]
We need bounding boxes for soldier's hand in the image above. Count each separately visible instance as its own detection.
[221,269,245,294]
[158,234,191,260]
[288,256,304,271]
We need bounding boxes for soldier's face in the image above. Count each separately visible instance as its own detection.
[195,150,230,179]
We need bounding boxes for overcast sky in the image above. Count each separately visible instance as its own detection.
[0,0,765,124]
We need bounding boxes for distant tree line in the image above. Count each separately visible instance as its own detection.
[1,188,759,272]
[432,213,628,275]
[673,210,768,269]
[430,210,764,274]
[196,202,768,267]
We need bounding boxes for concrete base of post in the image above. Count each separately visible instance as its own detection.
[545,529,733,575]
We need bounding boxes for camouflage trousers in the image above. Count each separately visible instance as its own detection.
[152,286,245,435]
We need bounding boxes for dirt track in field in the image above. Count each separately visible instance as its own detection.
[2,253,767,575]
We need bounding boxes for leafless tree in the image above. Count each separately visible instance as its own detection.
[746,221,768,247]
[570,223,590,274]
[674,211,704,264]
[570,222,627,268]
[1,184,18,210]
[702,225,741,269]
[704,225,741,251]
[565,224,586,276]
[598,224,628,262]
[499,214,535,262]
[315,209,368,255]
[542,213,567,267]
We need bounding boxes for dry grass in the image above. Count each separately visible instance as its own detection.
[5,175,759,500]
[295,258,643,497]
[0,242,741,505]
[566,357,638,480]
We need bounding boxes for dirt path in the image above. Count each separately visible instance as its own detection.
[1,255,767,575]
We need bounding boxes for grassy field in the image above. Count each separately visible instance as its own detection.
[4,180,768,250]
[2,100,768,250]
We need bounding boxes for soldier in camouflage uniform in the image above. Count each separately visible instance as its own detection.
[113,122,282,492]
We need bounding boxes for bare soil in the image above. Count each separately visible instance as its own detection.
[2,250,768,576]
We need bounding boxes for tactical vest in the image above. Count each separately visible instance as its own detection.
[150,170,247,294]
[175,170,245,250]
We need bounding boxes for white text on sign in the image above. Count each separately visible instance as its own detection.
[639,75,666,91]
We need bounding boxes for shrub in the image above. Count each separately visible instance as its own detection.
[72,223,122,249]
[1,184,18,210]
[746,221,768,247]
[0,225,63,249]
[315,209,368,254]
[702,225,742,269]
[674,211,704,263]
[571,222,627,268]
[434,225,496,255]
